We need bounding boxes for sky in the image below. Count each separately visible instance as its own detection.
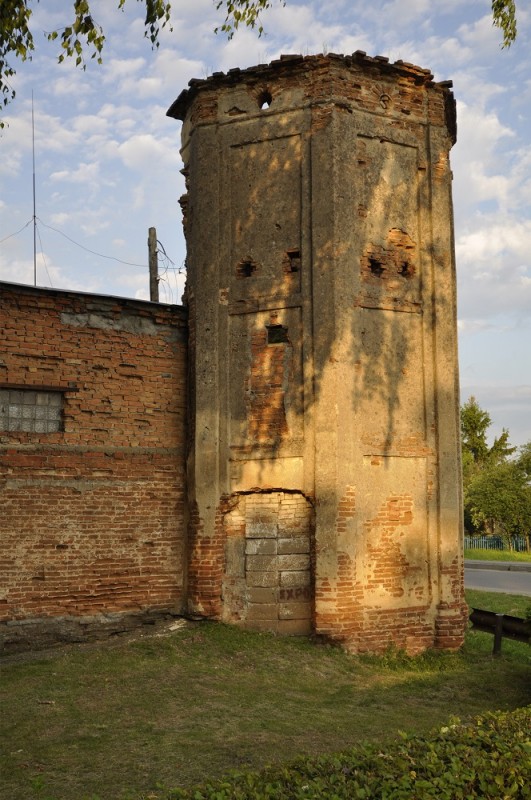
[0,0,530,447]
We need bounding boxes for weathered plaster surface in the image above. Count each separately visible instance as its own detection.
[169,52,466,653]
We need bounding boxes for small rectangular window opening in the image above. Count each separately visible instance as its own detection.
[266,325,289,345]
[286,250,301,273]
[0,389,64,433]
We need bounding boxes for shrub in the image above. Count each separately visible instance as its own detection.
[167,707,531,799]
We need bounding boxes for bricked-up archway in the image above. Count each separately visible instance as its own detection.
[222,491,314,633]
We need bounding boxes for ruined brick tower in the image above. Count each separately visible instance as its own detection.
[168,52,466,653]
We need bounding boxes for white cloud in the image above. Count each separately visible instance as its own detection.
[72,114,110,136]
[457,12,502,52]
[50,161,101,184]
[452,99,515,215]
[0,251,98,294]
[49,212,71,227]
[103,57,146,83]
[457,219,531,266]
[117,134,181,171]
[456,218,531,323]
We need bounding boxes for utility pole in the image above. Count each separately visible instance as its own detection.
[148,226,159,302]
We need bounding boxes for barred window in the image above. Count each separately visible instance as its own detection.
[0,389,64,433]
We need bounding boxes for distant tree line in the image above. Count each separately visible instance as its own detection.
[461,396,531,551]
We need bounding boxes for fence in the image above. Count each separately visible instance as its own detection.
[464,534,529,552]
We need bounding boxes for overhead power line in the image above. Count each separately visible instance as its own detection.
[0,216,148,268]
[38,219,148,268]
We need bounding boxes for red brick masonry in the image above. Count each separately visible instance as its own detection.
[0,284,187,627]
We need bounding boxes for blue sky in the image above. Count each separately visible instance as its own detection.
[1,0,530,447]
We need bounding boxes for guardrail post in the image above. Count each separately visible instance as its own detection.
[493,613,504,656]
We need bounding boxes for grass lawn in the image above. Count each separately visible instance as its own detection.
[0,591,529,800]
[464,548,531,563]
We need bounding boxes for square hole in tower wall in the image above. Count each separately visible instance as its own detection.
[283,250,301,273]
[267,325,289,345]
[236,259,259,278]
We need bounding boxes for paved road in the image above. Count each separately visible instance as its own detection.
[465,561,531,596]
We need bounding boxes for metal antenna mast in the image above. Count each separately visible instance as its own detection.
[32,91,37,286]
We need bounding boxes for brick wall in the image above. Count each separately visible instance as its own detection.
[0,283,187,632]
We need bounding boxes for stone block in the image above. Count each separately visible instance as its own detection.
[245,539,277,555]
[279,586,312,602]
[246,521,277,539]
[245,603,278,621]
[279,601,311,620]
[225,537,245,578]
[247,587,278,603]
[246,571,278,588]
[280,570,311,588]
[278,554,310,571]
[277,618,312,635]
[246,555,278,572]
[278,536,310,554]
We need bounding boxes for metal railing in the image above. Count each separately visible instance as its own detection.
[469,608,531,655]
[464,534,529,552]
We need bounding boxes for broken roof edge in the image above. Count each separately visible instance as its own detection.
[167,51,452,121]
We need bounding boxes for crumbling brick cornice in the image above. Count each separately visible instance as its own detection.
[167,51,452,122]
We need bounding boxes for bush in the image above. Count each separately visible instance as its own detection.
[167,707,531,799]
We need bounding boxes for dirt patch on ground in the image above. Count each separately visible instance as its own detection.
[0,612,200,665]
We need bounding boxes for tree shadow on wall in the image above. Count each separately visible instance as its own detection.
[185,102,459,482]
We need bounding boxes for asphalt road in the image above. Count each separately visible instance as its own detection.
[465,561,531,596]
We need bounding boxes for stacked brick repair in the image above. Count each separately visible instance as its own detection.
[0,284,187,648]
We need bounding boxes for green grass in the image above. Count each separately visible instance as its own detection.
[465,589,530,617]
[465,547,531,562]
[0,591,529,800]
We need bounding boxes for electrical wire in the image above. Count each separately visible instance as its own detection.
[35,224,54,288]
[156,239,175,265]
[0,218,33,244]
[158,273,173,305]
[37,218,148,267]
[156,240,186,305]
[1,217,187,299]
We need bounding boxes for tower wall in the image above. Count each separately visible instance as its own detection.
[169,52,466,653]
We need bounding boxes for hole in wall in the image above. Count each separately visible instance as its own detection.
[258,90,272,110]
[399,260,412,277]
[266,324,289,345]
[369,257,385,277]
[284,249,301,273]
[237,259,258,278]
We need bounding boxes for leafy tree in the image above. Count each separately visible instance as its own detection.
[461,396,514,490]
[492,0,517,47]
[0,0,521,120]
[461,396,531,549]
[466,459,531,549]
[0,0,275,118]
